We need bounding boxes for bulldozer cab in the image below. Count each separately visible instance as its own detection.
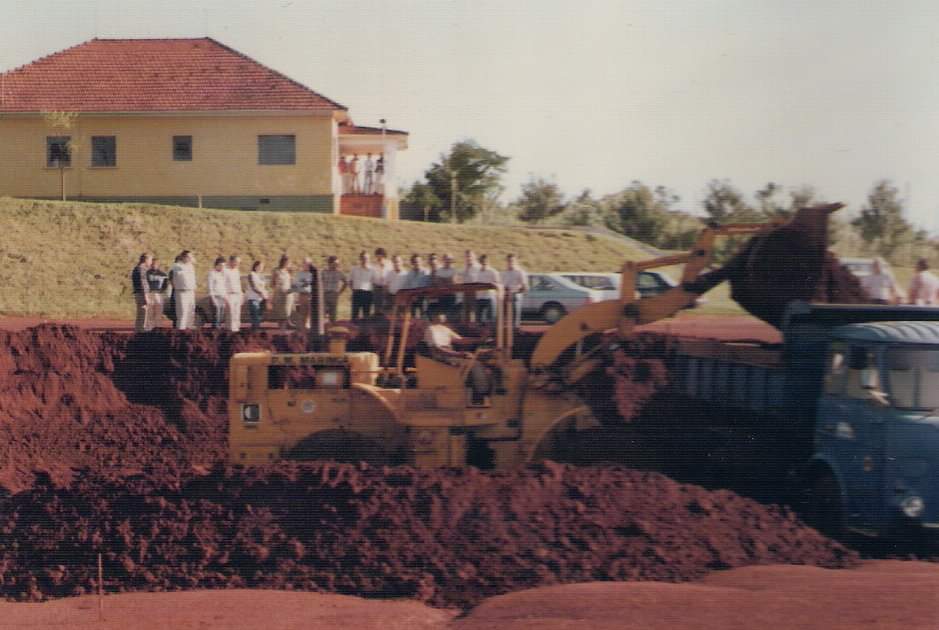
[383,282,513,379]
[379,282,519,420]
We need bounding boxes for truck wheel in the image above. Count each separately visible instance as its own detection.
[804,472,843,536]
[540,302,566,324]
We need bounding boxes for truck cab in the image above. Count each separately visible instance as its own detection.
[814,321,939,536]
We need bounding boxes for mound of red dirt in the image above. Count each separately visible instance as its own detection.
[0,324,860,609]
[0,325,307,493]
[0,462,857,606]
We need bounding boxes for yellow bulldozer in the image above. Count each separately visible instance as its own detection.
[228,203,858,468]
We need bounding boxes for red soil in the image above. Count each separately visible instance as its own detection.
[5,561,938,630]
[0,325,861,608]
[0,462,856,607]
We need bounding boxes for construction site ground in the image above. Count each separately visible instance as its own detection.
[0,314,934,629]
[1,561,936,630]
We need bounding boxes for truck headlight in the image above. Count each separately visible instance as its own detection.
[900,495,925,519]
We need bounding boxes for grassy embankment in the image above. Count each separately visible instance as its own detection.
[3,197,746,319]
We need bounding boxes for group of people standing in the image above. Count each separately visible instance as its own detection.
[327,248,529,328]
[860,257,939,305]
[130,247,529,333]
[338,153,384,195]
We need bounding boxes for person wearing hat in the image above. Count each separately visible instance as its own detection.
[322,255,348,323]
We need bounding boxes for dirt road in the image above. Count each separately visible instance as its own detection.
[1,561,935,630]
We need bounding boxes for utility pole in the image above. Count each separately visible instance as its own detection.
[450,156,457,224]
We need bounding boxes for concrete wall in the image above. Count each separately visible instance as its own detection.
[0,113,338,208]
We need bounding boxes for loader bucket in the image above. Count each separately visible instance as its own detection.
[689,203,866,329]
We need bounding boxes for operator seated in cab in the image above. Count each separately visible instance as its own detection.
[423,310,501,404]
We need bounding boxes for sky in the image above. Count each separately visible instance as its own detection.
[2,0,938,232]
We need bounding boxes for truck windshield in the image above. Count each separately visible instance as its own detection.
[885,347,939,410]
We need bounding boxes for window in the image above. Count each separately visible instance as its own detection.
[258,135,296,165]
[46,136,71,167]
[824,342,848,395]
[173,136,192,161]
[886,347,939,410]
[531,276,560,292]
[637,273,663,290]
[91,136,116,167]
[845,345,879,400]
[566,274,617,291]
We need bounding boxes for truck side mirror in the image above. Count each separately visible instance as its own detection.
[860,367,879,390]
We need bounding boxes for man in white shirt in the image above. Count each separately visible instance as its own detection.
[172,250,197,330]
[363,153,375,195]
[500,253,529,329]
[458,250,480,284]
[348,251,375,321]
[291,258,314,330]
[475,254,501,324]
[224,255,244,332]
[433,253,458,318]
[386,255,409,312]
[424,311,467,361]
[454,250,481,321]
[860,258,900,305]
[207,256,227,329]
[423,311,497,405]
[909,258,939,305]
[372,247,392,314]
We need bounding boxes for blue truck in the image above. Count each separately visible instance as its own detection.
[670,302,939,538]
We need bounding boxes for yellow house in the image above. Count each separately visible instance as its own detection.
[0,38,408,218]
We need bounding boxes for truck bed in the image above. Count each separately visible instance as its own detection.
[672,337,786,415]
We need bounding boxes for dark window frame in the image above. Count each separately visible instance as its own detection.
[258,134,296,165]
[172,135,193,161]
[46,136,72,167]
[91,135,117,167]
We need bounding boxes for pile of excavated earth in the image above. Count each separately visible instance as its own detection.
[0,325,861,606]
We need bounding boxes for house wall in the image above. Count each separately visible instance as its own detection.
[0,113,339,212]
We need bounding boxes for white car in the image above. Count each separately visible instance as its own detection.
[523,271,703,324]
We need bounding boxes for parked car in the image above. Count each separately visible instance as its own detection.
[522,271,707,324]
[522,271,704,324]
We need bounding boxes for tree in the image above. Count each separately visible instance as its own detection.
[701,180,763,262]
[702,179,760,224]
[423,140,510,223]
[561,189,606,227]
[42,111,80,201]
[516,176,566,224]
[603,181,676,245]
[755,182,817,221]
[401,181,442,222]
[852,180,915,260]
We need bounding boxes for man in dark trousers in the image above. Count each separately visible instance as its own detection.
[131,253,152,333]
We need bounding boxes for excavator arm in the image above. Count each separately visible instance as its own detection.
[530,203,850,384]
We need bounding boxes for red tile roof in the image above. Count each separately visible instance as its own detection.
[338,123,408,136]
[0,38,345,113]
